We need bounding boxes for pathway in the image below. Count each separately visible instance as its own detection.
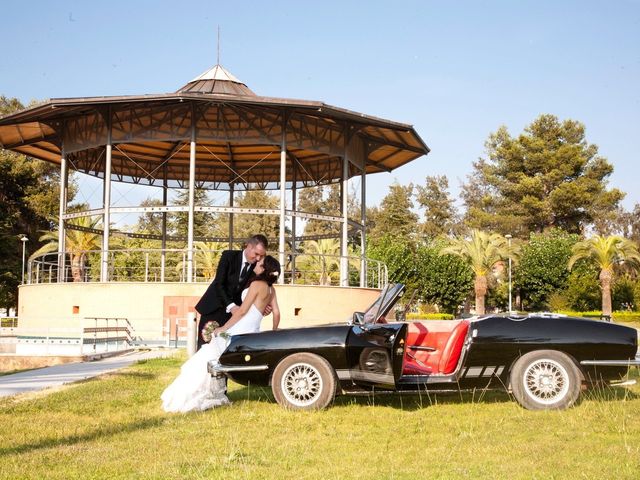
[0,349,176,398]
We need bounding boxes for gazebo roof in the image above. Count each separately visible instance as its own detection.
[0,65,429,190]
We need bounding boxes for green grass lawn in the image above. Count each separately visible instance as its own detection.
[1,353,638,480]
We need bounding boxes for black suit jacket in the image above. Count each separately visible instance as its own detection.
[195,250,255,317]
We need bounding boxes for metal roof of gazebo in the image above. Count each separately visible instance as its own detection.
[1,64,429,286]
[0,64,429,190]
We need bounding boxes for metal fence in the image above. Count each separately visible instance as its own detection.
[7,317,140,356]
[28,249,388,288]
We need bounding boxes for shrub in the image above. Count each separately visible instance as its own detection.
[612,275,637,311]
[406,312,455,320]
[557,310,640,323]
[514,229,579,310]
[564,262,601,311]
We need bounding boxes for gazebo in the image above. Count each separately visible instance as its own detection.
[0,64,429,343]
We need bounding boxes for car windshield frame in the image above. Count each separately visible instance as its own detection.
[361,283,405,324]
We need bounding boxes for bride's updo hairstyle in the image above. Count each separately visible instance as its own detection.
[248,255,281,287]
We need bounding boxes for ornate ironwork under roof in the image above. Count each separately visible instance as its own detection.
[0,65,429,190]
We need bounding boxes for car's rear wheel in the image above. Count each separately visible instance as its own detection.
[510,350,582,410]
[272,353,337,410]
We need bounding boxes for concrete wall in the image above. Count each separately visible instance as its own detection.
[17,283,380,341]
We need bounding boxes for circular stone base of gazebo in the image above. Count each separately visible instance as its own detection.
[17,283,380,347]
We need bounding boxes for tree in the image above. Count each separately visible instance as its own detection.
[298,184,341,237]
[176,241,224,281]
[563,263,601,312]
[298,238,341,285]
[616,203,640,244]
[297,184,361,242]
[442,230,510,314]
[232,190,281,243]
[568,235,640,316]
[514,229,579,310]
[170,188,214,239]
[135,198,165,235]
[0,96,76,309]
[462,114,624,237]
[368,182,418,243]
[30,216,103,282]
[415,242,473,314]
[367,235,419,293]
[415,175,459,238]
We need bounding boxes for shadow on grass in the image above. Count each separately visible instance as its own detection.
[332,388,514,410]
[228,384,274,404]
[228,382,639,411]
[582,384,639,403]
[108,371,157,380]
[0,416,168,456]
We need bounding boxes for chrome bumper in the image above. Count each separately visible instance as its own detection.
[207,361,269,376]
[580,354,640,367]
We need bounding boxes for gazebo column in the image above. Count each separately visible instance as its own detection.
[57,146,68,283]
[161,164,168,282]
[340,155,348,287]
[100,114,112,283]
[228,185,234,249]
[360,161,367,287]
[278,116,287,284]
[187,119,196,283]
[290,161,297,285]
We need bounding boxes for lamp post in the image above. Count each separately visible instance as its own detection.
[20,235,28,285]
[505,234,512,313]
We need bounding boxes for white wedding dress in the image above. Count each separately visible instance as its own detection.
[161,289,264,413]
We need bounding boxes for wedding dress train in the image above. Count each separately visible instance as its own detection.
[161,290,263,413]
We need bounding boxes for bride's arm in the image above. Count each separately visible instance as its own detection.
[215,283,260,334]
[270,290,281,330]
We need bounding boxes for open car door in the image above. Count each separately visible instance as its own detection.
[347,284,407,389]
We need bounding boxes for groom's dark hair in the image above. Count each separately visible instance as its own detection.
[246,234,268,249]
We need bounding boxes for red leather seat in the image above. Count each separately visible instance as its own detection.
[437,320,470,374]
[403,322,433,375]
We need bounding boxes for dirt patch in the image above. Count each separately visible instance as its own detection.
[0,355,83,372]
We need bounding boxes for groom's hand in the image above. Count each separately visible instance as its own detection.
[263,304,273,315]
[229,305,240,314]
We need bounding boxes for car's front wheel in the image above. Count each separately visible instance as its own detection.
[272,353,337,410]
[510,350,582,410]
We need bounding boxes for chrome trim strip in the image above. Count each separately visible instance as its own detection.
[580,359,640,367]
[208,362,269,375]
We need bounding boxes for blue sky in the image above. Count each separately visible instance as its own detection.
[2,0,639,212]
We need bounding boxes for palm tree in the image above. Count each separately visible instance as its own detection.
[299,239,341,285]
[176,241,224,281]
[568,235,640,316]
[30,216,103,282]
[442,230,511,315]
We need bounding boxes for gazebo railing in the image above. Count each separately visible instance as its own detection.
[27,249,388,288]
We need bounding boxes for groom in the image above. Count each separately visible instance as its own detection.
[195,234,268,349]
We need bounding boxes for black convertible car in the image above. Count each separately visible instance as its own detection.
[208,284,640,411]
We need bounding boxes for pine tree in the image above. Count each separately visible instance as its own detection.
[462,114,624,237]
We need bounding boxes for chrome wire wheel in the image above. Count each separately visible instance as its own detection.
[523,358,570,405]
[281,362,324,407]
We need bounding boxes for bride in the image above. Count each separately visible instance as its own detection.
[161,255,281,413]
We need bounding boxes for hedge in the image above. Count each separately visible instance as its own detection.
[557,311,640,323]
[406,313,455,320]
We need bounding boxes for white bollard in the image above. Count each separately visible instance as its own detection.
[187,312,197,357]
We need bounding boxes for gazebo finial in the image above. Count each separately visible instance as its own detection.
[217,25,220,66]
